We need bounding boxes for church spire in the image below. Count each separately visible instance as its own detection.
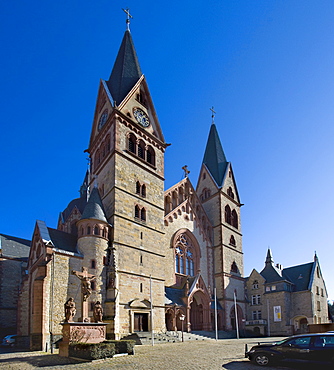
[202,122,228,187]
[106,29,142,106]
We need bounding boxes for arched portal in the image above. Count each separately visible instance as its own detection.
[230,304,243,331]
[165,309,174,331]
[189,291,211,331]
[293,316,308,334]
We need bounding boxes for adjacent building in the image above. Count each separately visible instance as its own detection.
[0,234,31,338]
[245,249,328,336]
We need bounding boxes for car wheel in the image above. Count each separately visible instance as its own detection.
[253,353,271,366]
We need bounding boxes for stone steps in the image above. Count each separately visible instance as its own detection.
[122,330,237,345]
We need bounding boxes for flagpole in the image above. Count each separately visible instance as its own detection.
[150,275,154,346]
[234,291,239,339]
[214,287,218,340]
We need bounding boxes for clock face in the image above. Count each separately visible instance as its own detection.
[133,107,150,127]
[98,110,108,130]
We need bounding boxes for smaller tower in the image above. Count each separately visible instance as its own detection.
[196,120,245,331]
[76,187,110,321]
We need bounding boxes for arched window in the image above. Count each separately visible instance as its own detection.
[91,259,96,269]
[87,226,91,235]
[94,226,99,235]
[135,205,140,218]
[136,181,141,194]
[81,227,84,236]
[141,208,146,221]
[227,187,234,199]
[128,134,136,154]
[225,205,231,224]
[230,235,236,246]
[231,261,238,273]
[231,210,238,229]
[141,184,146,197]
[91,281,96,290]
[102,228,106,238]
[147,146,155,165]
[138,140,145,159]
[174,234,196,277]
[106,135,111,152]
[252,280,259,289]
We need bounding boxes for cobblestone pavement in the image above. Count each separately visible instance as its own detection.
[0,338,326,370]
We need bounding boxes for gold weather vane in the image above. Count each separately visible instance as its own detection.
[210,106,216,124]
[122,8,133,31]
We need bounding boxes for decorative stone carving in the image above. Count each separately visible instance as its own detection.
[64,297,76,322]
[93,301,103,323]
[72,267,96,301]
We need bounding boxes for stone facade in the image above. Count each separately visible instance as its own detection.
[12,25,331,351]
[0,234,30,339]
[245,250,329,336]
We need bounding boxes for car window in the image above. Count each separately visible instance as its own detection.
[314,336,334,348]
[286,337,311,348]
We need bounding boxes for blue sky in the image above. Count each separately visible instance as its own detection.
[1,1,334,300]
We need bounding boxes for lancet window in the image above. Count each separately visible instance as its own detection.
[174,234,196,277]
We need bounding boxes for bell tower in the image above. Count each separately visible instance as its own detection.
[196,118,245,331]
[85,19,168,338]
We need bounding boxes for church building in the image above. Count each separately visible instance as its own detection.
[16,21,246,350]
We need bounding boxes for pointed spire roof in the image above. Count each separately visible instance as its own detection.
[79,171,89,200]
[202,123,228,187]
[265,248,274,265]
[106,30,142,105]
[81,187,107,222]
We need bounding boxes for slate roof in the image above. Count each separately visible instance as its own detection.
[165,287,186,306]
[283,262,314,292]
[0,233,31,259]
[106,30,142,105]
[202,123,228,187]
[81,187,107,222]
[259,249,316,292]
[47,227,79,255]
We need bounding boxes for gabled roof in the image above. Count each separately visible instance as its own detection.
[283,262,314,292]
[35,220,80,256]
[106,30,142,105]
[202,123,228,187]
[81,187,107,222]
[0,233,31,259]
[258,249,318,292]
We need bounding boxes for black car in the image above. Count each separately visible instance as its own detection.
[246,333,334,366]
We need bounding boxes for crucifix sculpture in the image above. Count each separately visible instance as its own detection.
[72,267,96,322]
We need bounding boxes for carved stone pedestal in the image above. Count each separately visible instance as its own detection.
[59,322,108,357]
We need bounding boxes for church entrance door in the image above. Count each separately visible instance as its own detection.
[190,291,211,331]
[134,313,148,332]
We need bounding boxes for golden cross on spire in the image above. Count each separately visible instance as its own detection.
[210,106,216,124]
[122,8,133,31]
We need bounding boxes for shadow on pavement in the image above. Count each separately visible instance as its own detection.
[0,353,81,368]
